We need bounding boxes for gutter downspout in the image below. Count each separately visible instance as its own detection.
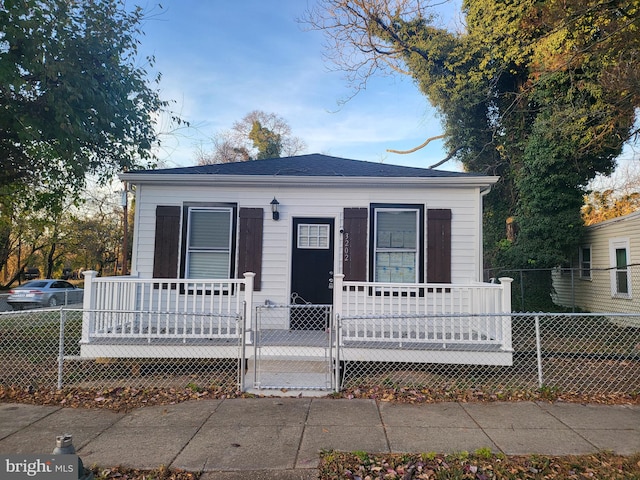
[479,185,493,282]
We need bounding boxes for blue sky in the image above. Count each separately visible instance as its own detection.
[136,1,463,170]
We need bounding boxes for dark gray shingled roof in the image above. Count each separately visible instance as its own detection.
[134,154,482,178]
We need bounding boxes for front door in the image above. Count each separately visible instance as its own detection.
[290,217,334,330]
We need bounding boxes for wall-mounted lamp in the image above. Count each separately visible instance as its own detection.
[270,197,280,221]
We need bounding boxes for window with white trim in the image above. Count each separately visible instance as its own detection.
[609,238,631,297]
[579,245,591,279]
[373,208,419,283]
[185,207,233,279]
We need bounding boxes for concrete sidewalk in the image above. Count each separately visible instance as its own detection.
[1,399,639,479]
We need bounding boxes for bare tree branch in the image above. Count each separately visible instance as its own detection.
[386,133,445,154]
[428,146,460,168]
[301,0,441,96]
[387,134,460,169]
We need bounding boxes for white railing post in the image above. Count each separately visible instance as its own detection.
[81,270,98,343]
[333,274,344,322]
[499,277,513,313]
[243,272,255,344]
[498,277,513,351]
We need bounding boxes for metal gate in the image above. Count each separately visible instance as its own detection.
[246,303,336,392]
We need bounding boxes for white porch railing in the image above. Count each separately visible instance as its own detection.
[81,271,511,352]
[81,271,254,343]
[333,275,513,351]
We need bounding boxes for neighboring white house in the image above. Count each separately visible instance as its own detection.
[553,209,640,314]
[80,155,513,373]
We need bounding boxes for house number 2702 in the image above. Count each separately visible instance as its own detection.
[344,232,350,263]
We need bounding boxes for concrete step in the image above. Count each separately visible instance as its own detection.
[247,358,330,373]
[244,357,335,394]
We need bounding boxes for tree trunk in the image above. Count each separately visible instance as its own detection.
[46,242,56,278]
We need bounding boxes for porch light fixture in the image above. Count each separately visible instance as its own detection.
[270,197,280,221]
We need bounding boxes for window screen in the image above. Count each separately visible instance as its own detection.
[374,209,418,283]
[186,208,232,278]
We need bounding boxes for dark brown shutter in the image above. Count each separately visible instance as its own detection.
[237,208,263,291]
[427,209,451,283]
[343,208,368,281]
[153,206,181,278]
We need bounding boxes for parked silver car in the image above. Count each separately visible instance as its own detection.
[7,280,83,310]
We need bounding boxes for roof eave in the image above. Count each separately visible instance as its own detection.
[119,173,499,188]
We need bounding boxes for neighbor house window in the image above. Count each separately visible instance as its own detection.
[609,238,631,297]
[372,207,420,283]
[185,207,234,279]
[579,246,591,279]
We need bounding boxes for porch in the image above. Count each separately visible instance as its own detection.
[79,271,513,391]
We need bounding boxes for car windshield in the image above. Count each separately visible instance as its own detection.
[20,281,48,288]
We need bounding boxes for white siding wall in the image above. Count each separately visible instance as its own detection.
[131,182,485,307]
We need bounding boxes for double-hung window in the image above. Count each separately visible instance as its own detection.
[185,207,233,279]
[609,238,631,297]
[579,246,591,280]
[373,208,420,283]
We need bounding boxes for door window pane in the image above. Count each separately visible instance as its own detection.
[297,224,330,249]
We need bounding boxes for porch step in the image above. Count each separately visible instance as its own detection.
[244,357,334,395]
[247,358,329,373]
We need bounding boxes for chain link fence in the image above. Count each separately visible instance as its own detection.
[339,313,640,397]
[486,264,640,313]
[248,304,335,392]
[1,308,638,398]
[0,308,241,392]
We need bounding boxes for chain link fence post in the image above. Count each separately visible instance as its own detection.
[334,313,341,392]
[57,308,65,390]
[534,315,543,389]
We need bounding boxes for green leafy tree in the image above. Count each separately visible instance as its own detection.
[306,0,640,269]
[66,213,122,276]
[0,0,173,208]
[249,120,282,159]
[0,198,50,287]
[0,0,178,281]
[197,110,306,164]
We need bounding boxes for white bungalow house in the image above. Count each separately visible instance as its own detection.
[80,154,513,391]
[553,209,640,316]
